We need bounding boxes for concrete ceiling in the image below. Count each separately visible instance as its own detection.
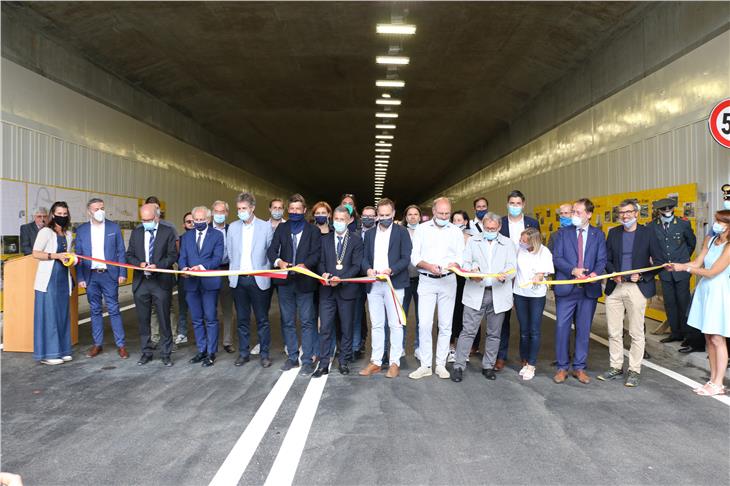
[9,1,649,207]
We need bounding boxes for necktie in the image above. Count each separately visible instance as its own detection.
[336,236,343,256]
[197,231,204,251]
[577,229,584,269]
[147,229,156,263]
[664,222,669,231]
[291,233,298,265]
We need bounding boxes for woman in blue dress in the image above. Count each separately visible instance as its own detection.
[32,201,76,365]
[670,210,730,397]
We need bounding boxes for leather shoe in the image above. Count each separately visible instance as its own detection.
[313,367,329,378]
[300,363,316,376]
[678,346,703,354]
[353,349,364,360]
[494,359,506,371]
[660,336,683,344]
[451,367,463,383]
[482,368,497,380]
[118,347,129,359]
[261,357,272,368]
[280,359,300,371]
[385,364,400,378]
[338,363,350,375]
[137,354,153,366]
[359,362,381,376]
[553,369,569,383]
[189,352,207,364]
[572,370,591,384]
[201,357,214,367]
[234,355,250,367]
[161,357,173,367]
[86,345,103,358]
[223,345,235,354]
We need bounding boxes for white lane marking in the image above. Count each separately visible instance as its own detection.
[263,371,330,486]
[209,369,300,486]
[543,310,730,406]
[78,290,178,324]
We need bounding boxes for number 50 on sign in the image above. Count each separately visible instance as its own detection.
[709,99,730,148]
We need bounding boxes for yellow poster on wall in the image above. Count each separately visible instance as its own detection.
[534,183,698,323]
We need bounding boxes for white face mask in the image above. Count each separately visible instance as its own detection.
[93,209,105,223]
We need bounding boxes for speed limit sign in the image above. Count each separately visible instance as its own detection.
[709,98,730,148]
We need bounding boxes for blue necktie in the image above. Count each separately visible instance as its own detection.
[147,229,156,263]
[197,230,204,251]
[292,233,298,265]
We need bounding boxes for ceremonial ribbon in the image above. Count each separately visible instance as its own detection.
[448,265,516,279]
[518,264,666,288]
[63,254,408,326]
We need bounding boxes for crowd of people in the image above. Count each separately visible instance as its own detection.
[22,189,730,396]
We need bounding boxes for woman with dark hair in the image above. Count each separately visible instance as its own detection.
[448,210,477,362]
[312,201,333,236]
[340,193,361,233]
[31,201,76,365]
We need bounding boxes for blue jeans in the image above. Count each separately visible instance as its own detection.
[87,271,125,347]
[232,276,272,358]
[514,294,546,366]
[277,284,317,365]
[402,277,419,349]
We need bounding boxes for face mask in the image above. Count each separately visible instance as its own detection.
[571,215,584,227]
[314,215,328,225]
[333,221,347,234]
[622,218,637,229]
[194,221,208,232]
[143,221,156,231]
[712,222,727,235]
[508,205,523,217]
[660,214,674,224]
[288,213,304,222]
[475,209,487,220]
[456,223,466,230]
[519,242,530,251]
[213,214,226,225]
[723,200,730,211]
[53,215,69,228]
[484,231,498,241]
[343,203,354,215]
[92,209,105,223]
[407,223,418,229]
[361,217,375,228]
[237,211,250,222]
[434,217,449,227]
[379,218,393,228]
[271,209,284,220]
[559,216,572,228]
[662,210,674,218]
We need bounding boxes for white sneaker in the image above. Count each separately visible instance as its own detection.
[523,365,536,381]
[414,347,421,362]
[251,343,260,355]
[175,334,188,345]
[518,365,527,376]
[409,366,433,379]
[61,356,73,362]
[41,358,64,365]
[447,348,456,363]
[435,365,450,379]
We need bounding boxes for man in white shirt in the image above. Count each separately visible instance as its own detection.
[409,197,465,380]
[211,200,235,353]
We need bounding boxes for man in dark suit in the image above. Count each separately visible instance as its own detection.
[552,198,607,384]
[496,189,541,370]
[126,203,178,366]
[359,198,412,378]
[75,197,128,359]
[598,199,658,387]
[313,205,364,377]
[649,198,697,349]
[179,205,225,367]
[20,206,48,255]
[267,193,322,374]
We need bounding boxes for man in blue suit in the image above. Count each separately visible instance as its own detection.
[360,198,412,378]
[552,198,607,384]
[496,189,540,370]
[267,193,321,375]
[75,197,128,359]
[227,192,275,368]
[179,205,225,367]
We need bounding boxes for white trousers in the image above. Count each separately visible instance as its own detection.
[417,274,457,367]
[367,281,405,366]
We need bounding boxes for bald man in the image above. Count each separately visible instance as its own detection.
[126,204,179,366]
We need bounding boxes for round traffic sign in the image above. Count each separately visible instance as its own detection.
[708,98,730,148]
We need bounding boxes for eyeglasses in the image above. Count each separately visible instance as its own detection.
[618,210,637,216]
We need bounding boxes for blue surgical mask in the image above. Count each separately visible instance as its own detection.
[434,217,449,227]
[407,223,418,229]
[271,209,284,220]
[484,231,498,241]
[288,213,304,222]
[660,214,674,224]
[314,215,328,225]
[723,200,730,211]
[194,221,207,232]
[213,214,226,225]
[237,211,250,222]
[571,215,584,227]
[143,221,156,231]
[92,209,105,223]
[379,218,393,228]
[475,209,487,220]
[508,205,523,217]
[519,242,530,251]
[333,221,347,234]
[457,223,466,230]
[559,216,572,228]
[712,222,727,235]
[622,218,637,229]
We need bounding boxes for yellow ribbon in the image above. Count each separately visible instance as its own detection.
[519,265,665,288]
[448,266,516,279]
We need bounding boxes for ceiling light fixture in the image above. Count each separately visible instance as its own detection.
[375,135,394,139]
[376,24,417,35]
[381,94,391,98]
[376,56,409,65]
[376,124,396,130]
[375,112,398,118]
[375,142,392,147]
[376,99,401,106]
[376,80,405,88]
[375,148,391,152]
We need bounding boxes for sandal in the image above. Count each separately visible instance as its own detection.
[696,382,726,396]
[693,381,712,393]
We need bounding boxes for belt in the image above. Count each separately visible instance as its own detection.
[419,272,449,279]
[91,268,107,273]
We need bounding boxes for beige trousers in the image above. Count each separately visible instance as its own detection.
[605,282,647,373]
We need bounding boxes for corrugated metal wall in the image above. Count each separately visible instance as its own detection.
[427,31,730,230]
[1,59,290,228]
